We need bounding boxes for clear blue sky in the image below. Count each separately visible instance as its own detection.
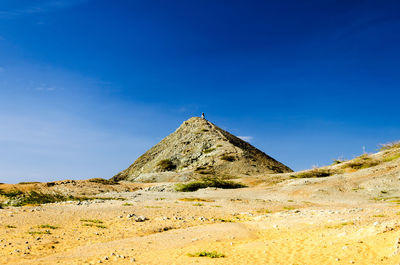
[1,0,400,183]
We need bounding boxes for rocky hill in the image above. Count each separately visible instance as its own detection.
[112,117,292,182]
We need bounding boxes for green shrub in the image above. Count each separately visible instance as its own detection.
[203,148,216,154]
[28,230,51,235]
[157,159,176,171]
[188,251,225,258]
[175,177,246,192]
[343,154,380,170]
[88,178,118,185]
[14,191,68,206]
[80,219,103,224]
[332,159,345,165]
[290,168,335,178]
[220,154,235,162]
[194,166,214,175]
[37,224,58,229]
[0,189,23,198]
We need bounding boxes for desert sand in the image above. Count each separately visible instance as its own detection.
[1,152,400,265]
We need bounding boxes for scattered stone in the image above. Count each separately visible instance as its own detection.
[134,216,148,222]
[127,213,136,218]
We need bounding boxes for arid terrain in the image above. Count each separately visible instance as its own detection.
[1,141,400,264]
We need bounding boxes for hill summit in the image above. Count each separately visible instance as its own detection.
[112,117,292,182]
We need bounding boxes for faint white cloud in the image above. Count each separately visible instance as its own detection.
[35,86,56,91]
[238,136,253,142]
[0,67,4,73]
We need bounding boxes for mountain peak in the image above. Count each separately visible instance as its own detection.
[112,117,292,182]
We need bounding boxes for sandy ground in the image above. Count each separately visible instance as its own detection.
[1,187,400,265]
[1,156,400,264]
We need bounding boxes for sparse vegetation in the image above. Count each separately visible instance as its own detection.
[194,166,214,175]
[332,159,345,165]
[5,225,16,228]
[380,141,400,151]
[342,154,380,170]
[203,148,216,154]
[80,219,103,224]
[283,206,296,210]
[218,218,234,222]
[80,219,106,228]
[325,221,354,229]
[37,224,58,229]
[373,214,385,217]
[82,223,107,228]
[220,154,235,162]
[157,159,176,171]
[188,251,225,258]
[0,189,24,198]
[28,230,51,235]
[88,178,118,185]
[175,177,246,192]
[383,153,400,162]
[122,202,133,206]
[1,191,69,206]
[179,198,214,202]
[257,209,272,214]
[18,181,41,185]
[290,168,335,178]
[193,203,204,206]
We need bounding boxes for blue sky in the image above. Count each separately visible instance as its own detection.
[1,0,400,183]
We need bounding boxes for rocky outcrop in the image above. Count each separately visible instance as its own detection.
[112,117,292,182]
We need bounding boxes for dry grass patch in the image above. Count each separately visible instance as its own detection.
[175,177,246,192]
[342,154,380,170]
[256,209,272,214]
[87,178,118,185]
[383,153,400,162]
[188,251,225,258]
[179,197,214,202]
[80,219,103,224]
[38,224,58,229]
[290,168,336,178]
[325,221,354,229]
[380,141,400,151]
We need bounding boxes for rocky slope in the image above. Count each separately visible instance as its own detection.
[112,117,292,182]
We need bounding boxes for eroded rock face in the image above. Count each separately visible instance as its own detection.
[112,117,292,182]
